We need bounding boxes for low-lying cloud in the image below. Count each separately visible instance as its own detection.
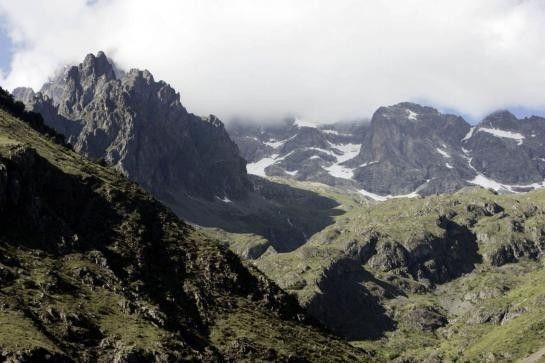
[1,0,545,123]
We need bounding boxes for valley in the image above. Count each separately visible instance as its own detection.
[237,178,545,361]
[4,51,545,362]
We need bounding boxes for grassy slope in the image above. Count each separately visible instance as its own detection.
[219,176,545,362]
[0,109,367,362]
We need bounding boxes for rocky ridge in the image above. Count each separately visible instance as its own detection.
[14,52,250,202]
[229,103,545,198]
[0,89,366,362]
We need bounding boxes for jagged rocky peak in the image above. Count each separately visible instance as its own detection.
[79,50,116,81]
[14,51,251,211]
[202,114,225,128]
[373,102,432,121]
[479,109,520,129]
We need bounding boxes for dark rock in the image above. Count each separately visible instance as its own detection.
[402,305,448,332]
[14,52,251,205]
[0,347,72,363]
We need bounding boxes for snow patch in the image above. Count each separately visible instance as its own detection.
[284,170,298,176]
[360,161,379,168]
[445,163,454,169]
[323,143,361,179]
[263,139,285,148]
[358,188,420,202]
[246,155,279,177]
[246,152,295,177]
[294,118,318,128]
[321,129,351,136]
[263,134,296,149]
[478,127,525,145]
[216,195,232,203]
[406,110,418,120]
[307,147,336,156]
[462,127,475,141]
[357,179,432,201]
[436,147,451,159]
[467,173,545,193]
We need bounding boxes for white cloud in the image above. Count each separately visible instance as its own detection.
[1,0,545,123]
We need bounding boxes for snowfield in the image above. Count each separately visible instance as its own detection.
[323,143,361,179]
[462,126,476,141]
[478,127,525,145]
[467,174,545,193]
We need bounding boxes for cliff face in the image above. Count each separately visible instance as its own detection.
[0,90,365,362]
[14,52,250,203]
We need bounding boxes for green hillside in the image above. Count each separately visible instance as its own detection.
[0,93,366,362]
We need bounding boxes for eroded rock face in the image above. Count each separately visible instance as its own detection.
[350,103,473,195]
[13,52,250,203]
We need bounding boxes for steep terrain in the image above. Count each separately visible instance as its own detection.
[14,51,250,203]
[229,103,545,198]
[13,52,341,255]
[0,90,366,362]
[244,179,545,361]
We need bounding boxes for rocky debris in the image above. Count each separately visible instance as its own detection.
[367,240,409,273]
[463,286,508,302]
[367,218,479,285]
[467,304,527,326]
[400,305,448,332]
[277,272,307,290]
[485,238,542,266]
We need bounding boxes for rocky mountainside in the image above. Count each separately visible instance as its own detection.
[13,52,342,255]
[0,89,366,362]
[229,103,545,198]
[249,180,545,361]
[13,51,250,203]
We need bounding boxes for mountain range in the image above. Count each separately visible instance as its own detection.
[229,103,545,198]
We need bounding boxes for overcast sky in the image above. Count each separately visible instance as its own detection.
[1,0,545,123]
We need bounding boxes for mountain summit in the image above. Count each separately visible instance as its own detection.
[14,52,250,204]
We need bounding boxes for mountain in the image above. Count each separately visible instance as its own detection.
[13,52,341,255]
[0,88,366,362]
[13,51,250,203]
[228,103,545,198]
[229,118,367,188]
